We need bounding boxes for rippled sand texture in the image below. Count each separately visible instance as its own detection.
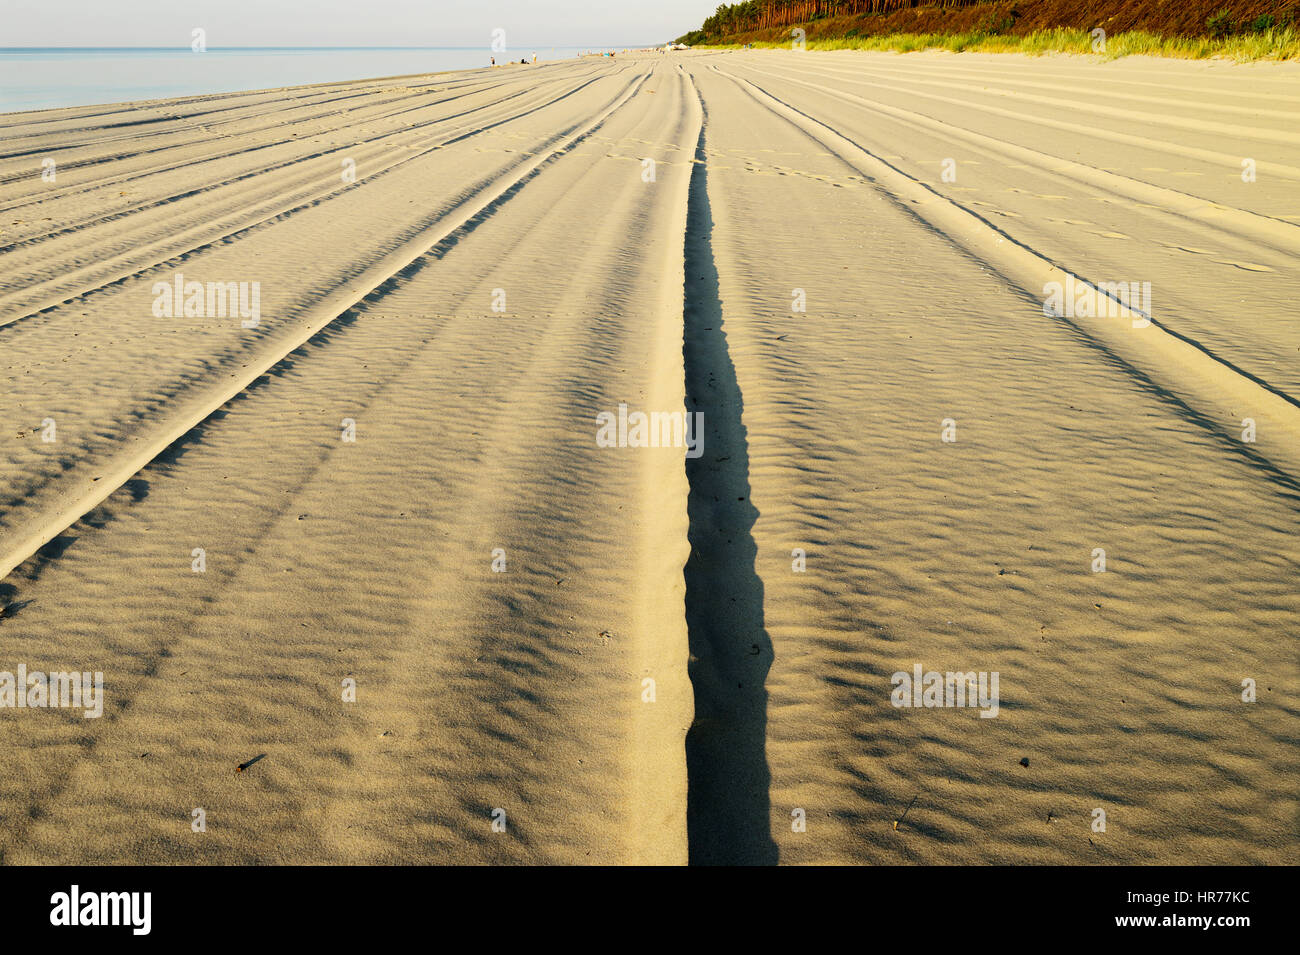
[0,50,1296,864]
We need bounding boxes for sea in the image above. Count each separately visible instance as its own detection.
[0,47,619,113]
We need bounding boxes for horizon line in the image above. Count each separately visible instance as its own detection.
[0,44,662,50]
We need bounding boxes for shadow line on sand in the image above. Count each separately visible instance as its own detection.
[682,95,777,866]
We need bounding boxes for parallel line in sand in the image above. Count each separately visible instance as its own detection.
[843,58,1300,105]
[803,63,1300,147]
[0,71,541,209]
[680,82,777,866]
[843,61,1300,121]
[0,67,653,583]
[0,70,621,323]
[0,71,595,266]
[733,62,1300,257]
[0,68,505,130]
[1,63,697,862]
[0,83,436,161]
[758,60,1300,181]
[0,74,551,220]
[0,68,515,158]
[715,66,1300,480]
[0,73,456,132]
[628,61,699,864]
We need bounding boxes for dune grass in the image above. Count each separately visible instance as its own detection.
[706,25,1300,60]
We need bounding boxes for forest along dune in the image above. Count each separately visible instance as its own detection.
[0,50,1297,864]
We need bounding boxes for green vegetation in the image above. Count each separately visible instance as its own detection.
[675,1,1300,60]
[1207,9,1236,38]
[698,26,1300,59]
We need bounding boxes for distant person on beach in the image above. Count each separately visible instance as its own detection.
[490,55,495,66]
[532,52,537,63]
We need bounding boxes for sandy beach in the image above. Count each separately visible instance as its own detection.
[0,49,1296,865]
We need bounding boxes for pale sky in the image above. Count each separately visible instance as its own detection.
[1,0,717,47]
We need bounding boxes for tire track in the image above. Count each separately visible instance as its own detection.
[0,71,530,211]
[0,69,620,324]
[731,60,1300,257]
[680,81,777,866]
[0,60,694,862]
[0,72,455,132]
[1,89,530,252]
[0,78,537,227]
[814,64,1300,147]
[0,70,590,232]
[846,57,1300,106]
[0,65,654,583]
[714,66,1300,480]
[854,60,1300,122]
[0,83,435,167]
[0,71,501,163]
[0,75,588,255]
[758,59,1300,181]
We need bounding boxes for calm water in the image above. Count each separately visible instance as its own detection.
[0,47,599,113]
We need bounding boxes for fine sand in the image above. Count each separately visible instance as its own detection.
[0,50,1296,864]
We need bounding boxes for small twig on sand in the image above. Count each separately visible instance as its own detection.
[893,792,920,831]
